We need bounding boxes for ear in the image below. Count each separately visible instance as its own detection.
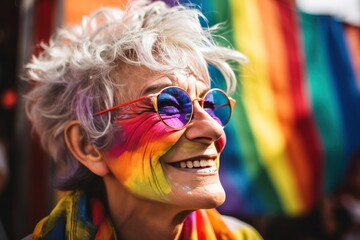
[64,120,109,176]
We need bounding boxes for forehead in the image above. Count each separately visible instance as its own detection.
[116,64,210,98]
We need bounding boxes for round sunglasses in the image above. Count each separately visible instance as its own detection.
[95,86,236,130]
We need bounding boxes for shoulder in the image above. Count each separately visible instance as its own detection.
[222,215,263,240]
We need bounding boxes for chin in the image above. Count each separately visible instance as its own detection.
[178,183,227,210]
[201,188,226,209]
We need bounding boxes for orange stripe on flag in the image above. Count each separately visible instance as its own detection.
[64,0,129,25]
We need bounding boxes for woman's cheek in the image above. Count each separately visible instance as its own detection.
[105,113,184,201]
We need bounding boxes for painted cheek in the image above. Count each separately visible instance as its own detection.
[105,112,184,201]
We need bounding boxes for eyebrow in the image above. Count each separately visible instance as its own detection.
[142,83,173,96]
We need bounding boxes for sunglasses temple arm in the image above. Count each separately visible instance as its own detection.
[229,98,236,110]
[213,98,236,110]
[94,96,150,116]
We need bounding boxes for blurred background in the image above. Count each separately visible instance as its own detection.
[0,0,359,239]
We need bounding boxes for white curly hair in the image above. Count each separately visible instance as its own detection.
[23,0,247,189]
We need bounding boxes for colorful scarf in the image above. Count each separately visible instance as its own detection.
[32,191,262,239]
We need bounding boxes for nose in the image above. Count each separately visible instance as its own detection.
[184,100,225,145]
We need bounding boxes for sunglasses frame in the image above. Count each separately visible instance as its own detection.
[95,86,236,130]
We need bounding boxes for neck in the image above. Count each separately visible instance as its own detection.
[104,175,192,240]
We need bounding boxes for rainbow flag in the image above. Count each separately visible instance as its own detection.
[167,0,360,215]
[63,0,360,216]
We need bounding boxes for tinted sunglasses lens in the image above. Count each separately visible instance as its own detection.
[157,87,192,129]
[203,90,231,127]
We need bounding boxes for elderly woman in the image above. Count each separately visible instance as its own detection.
[24,0,262,239]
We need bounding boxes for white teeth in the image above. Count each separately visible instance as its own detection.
[208,160,216,167]
[180,161,187,168]
[186,161,193,168]
[193,160,200,167]
[200,160,207,167]
[178,159,215,169]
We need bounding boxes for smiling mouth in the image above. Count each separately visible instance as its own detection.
[170,159,216,169]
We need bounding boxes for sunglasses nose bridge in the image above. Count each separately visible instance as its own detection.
[191,97,218,125]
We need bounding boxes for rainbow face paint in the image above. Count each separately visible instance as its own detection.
[105,100,185,202]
